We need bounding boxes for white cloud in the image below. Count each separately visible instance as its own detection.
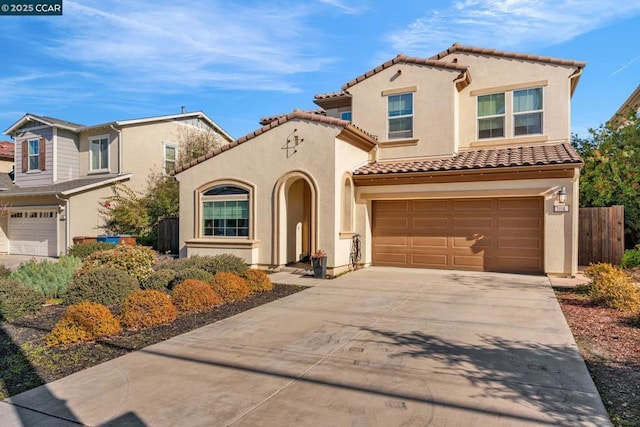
[317,0,365,14]
[42,0,334,93]
[384,0,640,57]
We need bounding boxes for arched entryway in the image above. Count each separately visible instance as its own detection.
[273,171,318,266]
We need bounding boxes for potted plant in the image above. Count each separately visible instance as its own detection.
[311,249,327,279]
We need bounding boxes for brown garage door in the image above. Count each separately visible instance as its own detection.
[372,197,543,273]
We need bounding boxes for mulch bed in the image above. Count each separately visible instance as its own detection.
[556,289,640,426]
[0,284,305,400]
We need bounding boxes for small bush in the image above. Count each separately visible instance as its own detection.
[66,267,139,306]
[584,263,640,311]
[170,267,213,289]
[210,272,249,302]
[0,264,12,278]
[171,279,222,313]
[621,247,640,268]
[68,242,117,260]
[81,245,156,282]
[0,278,43,321]
[172,254,248,276]
[142,269,176,291]
[46,301,121,346]
[10,256,82,299]
[119,290,177,329]
[242,269,273,293]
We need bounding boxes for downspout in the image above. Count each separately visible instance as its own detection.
[55,193,70,254]
[52,127,58,182]
[568,67,583,278]
[110,124,123,175]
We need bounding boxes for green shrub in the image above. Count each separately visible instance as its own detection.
[170,267,213,289]
[66,267,139,306]
[0,278,44,321]
[119,290,177,329]
[142,268,176,291]
[210,272,249,302]
[621,247,640,268]
[171,279,222,313]
[10,256,82,299]
[172,254,248,276]
[68,242,117,260]
[81,245,156,282]
[46,301,121,346]
[242,269,273,293]
[0,264,12,278]
[584,263,640,311]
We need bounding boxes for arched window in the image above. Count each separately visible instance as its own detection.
[201,184,250,237]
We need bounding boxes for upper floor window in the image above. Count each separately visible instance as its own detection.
[164,144,177,175]
[477,93,505,139]
[201,185,250,238]
[21,138,45,172]
[28,139,40,171]
[340,111,352,121]
[513,88,543,136]
[90,136,109,171]
[388,93,413,139]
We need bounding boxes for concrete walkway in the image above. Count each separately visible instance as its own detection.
[0,267,610,426]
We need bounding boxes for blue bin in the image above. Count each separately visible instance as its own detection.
[97,235,120,244]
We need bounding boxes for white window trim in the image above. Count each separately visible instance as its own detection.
[163,142,178,176]
[475,86,544,140]
[386,92,414,140]
[513,87,544,136]
[89,134,110,173]
[27,138,40,172]
[198,181,254,240]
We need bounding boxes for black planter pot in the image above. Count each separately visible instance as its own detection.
[312,256,327,279]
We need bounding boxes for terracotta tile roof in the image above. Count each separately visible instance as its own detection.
[341,54,469,91]
[259,109,326,126]
[174,109,377,175]
[0,141,14,159]
[353,142,582,176]
[314,91,351,100]
[430,43,586,68]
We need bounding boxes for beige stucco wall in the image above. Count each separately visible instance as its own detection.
[0,159,14,173]
[67,185,124,241]
[348,63,460,160]
[176,119,370,270]
[355,171,580,276]
[453,52,575,149]
[78,128,121,178]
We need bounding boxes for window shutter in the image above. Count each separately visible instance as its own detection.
[21,140,27,173]
[38,138,46,171]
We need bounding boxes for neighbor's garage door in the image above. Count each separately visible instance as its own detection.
[9,211,58,256]
[372,197,543,273]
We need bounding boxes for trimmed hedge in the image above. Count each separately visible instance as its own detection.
[119,290,177,329]
[242,269,273,293]
[68,242,117,260]
[66,267,139,306]
[46,301,121,346]
[81,245,156,282]
[0,278,43,321]
[171,279,222,313]
[210,272,249,302]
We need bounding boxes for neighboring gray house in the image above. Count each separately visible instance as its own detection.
[1,112,232,256]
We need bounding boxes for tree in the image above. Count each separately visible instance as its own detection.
[100,172,179,248]
[175,125,226,167]
[573,112,640,245]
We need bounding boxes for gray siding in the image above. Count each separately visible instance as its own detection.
[14,127,54,187]
[56,129,79,182]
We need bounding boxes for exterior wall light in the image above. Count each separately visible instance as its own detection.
[557,187,567,204]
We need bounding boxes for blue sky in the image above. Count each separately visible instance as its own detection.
[1,0,639,140]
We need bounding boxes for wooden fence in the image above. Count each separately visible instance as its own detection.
[578,206,624,266]
[158,216,179,255]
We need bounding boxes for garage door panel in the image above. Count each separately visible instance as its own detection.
[410,253,448,267]
[412,236,449,248]
[372,198,543,273]
[374,218,410,229]
[376,200,410,212]
[9,211,57,256]
[412,200,448,211]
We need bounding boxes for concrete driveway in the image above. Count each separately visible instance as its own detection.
[0,267,610,426]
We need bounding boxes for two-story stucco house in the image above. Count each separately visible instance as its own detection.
[174,43,586,277]
[1,111,232,256]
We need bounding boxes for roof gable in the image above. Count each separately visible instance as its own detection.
[5,113,85,135]
[341,54,470,92]
[610,84,640,124]
[174,110,377,175]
